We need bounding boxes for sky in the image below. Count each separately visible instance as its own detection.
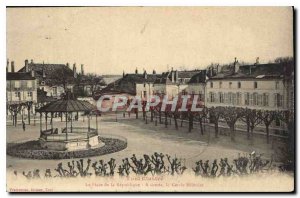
[6,7,293,75]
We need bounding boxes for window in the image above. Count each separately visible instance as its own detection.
[229,82,232,89]
[143,91,147,98]
[219,92,224,103]
[244,93,249,105]
[258,94,262,106]
[238,82,241,89]
[253,93,258,106]
[219,81,222,88]
[254,82,258,89]
[27,92,32,97]
[237,92,241,105]
[232,93,236,105]
[209,92,215,103]
[249,93,253,105]
[210,82,213,88]
[228,92,232,104]
[224,93,228,104]
[275,81,279,89]
[15,92,20,98]
[263,93,269,106]
[143,83,146,87]
[274,93,283,107]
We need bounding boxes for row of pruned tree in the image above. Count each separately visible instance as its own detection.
[134,99,294,143]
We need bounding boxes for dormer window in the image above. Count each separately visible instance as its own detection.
[210,82,213,88]
[254,82,258,89]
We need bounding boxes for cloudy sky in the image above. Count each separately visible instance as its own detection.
[7,7,293,75]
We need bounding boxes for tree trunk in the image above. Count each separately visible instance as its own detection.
[230,125,235,142]
[27,107,31,125]
[188,114,193,132]
[246,118,250,140]
[199,117,204,135]
[174,115,178,130]
[164,112,168,128]
[159,111,162,124]
[250,127,254,145]
[180,113,184,127]
[15,112,17,127]
[266,125,270,144]
[214,121,218,138]
[150,110,153,122]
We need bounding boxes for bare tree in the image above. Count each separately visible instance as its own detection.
[259,110,277,144]
[222,107,243,142]
[209,107,222,138]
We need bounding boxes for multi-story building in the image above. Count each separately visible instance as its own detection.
[18,59,77,99]
[152,69,206,101]
[206,59,294,132]
[99,68,160,98]
[6,61,38,115]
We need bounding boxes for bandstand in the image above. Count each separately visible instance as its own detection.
[36,95,104,151]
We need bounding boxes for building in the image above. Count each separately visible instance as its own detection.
[206,58,294,132]
[152,69,206,101]
[6,60,38,119]
[98,68,160,99]
[18,59,77,99]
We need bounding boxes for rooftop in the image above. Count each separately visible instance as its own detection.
[7,72,35,80]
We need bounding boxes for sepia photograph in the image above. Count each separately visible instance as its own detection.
[5,6,295,192]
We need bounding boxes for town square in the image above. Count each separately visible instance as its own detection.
[5,7,295,192]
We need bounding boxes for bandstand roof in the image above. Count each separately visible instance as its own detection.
[36,99,97,112]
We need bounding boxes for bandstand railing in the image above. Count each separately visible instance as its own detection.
[40,127,98,142]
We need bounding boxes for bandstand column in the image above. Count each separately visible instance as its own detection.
[51,112,53,130]
[65,112,68,141]
[45,112,48,130]
[71,112,73,133]
[88,114,90,132]
[39,112,42,135]
[96,114,98,134]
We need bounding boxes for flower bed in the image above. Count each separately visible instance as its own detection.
[7,137,127,160]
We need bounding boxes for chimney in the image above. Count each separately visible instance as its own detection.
[143,70,147,79]
[234,57,239,73]
[25,59,29,72]
[152,69,156,74]
[11,61,15,73]
[43,69,46,78]
[81,64,84,75]
[171,71,175,83]
[73,63,77,78]
[255,57,259,65]
[31,59,33,64]
[135,68,138,74]
[66,62,69,68]
[210,67,213,77]
[216,64,219,73]
[175,70,178,82]
[6,59,9,73]
[31,70,35,77]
